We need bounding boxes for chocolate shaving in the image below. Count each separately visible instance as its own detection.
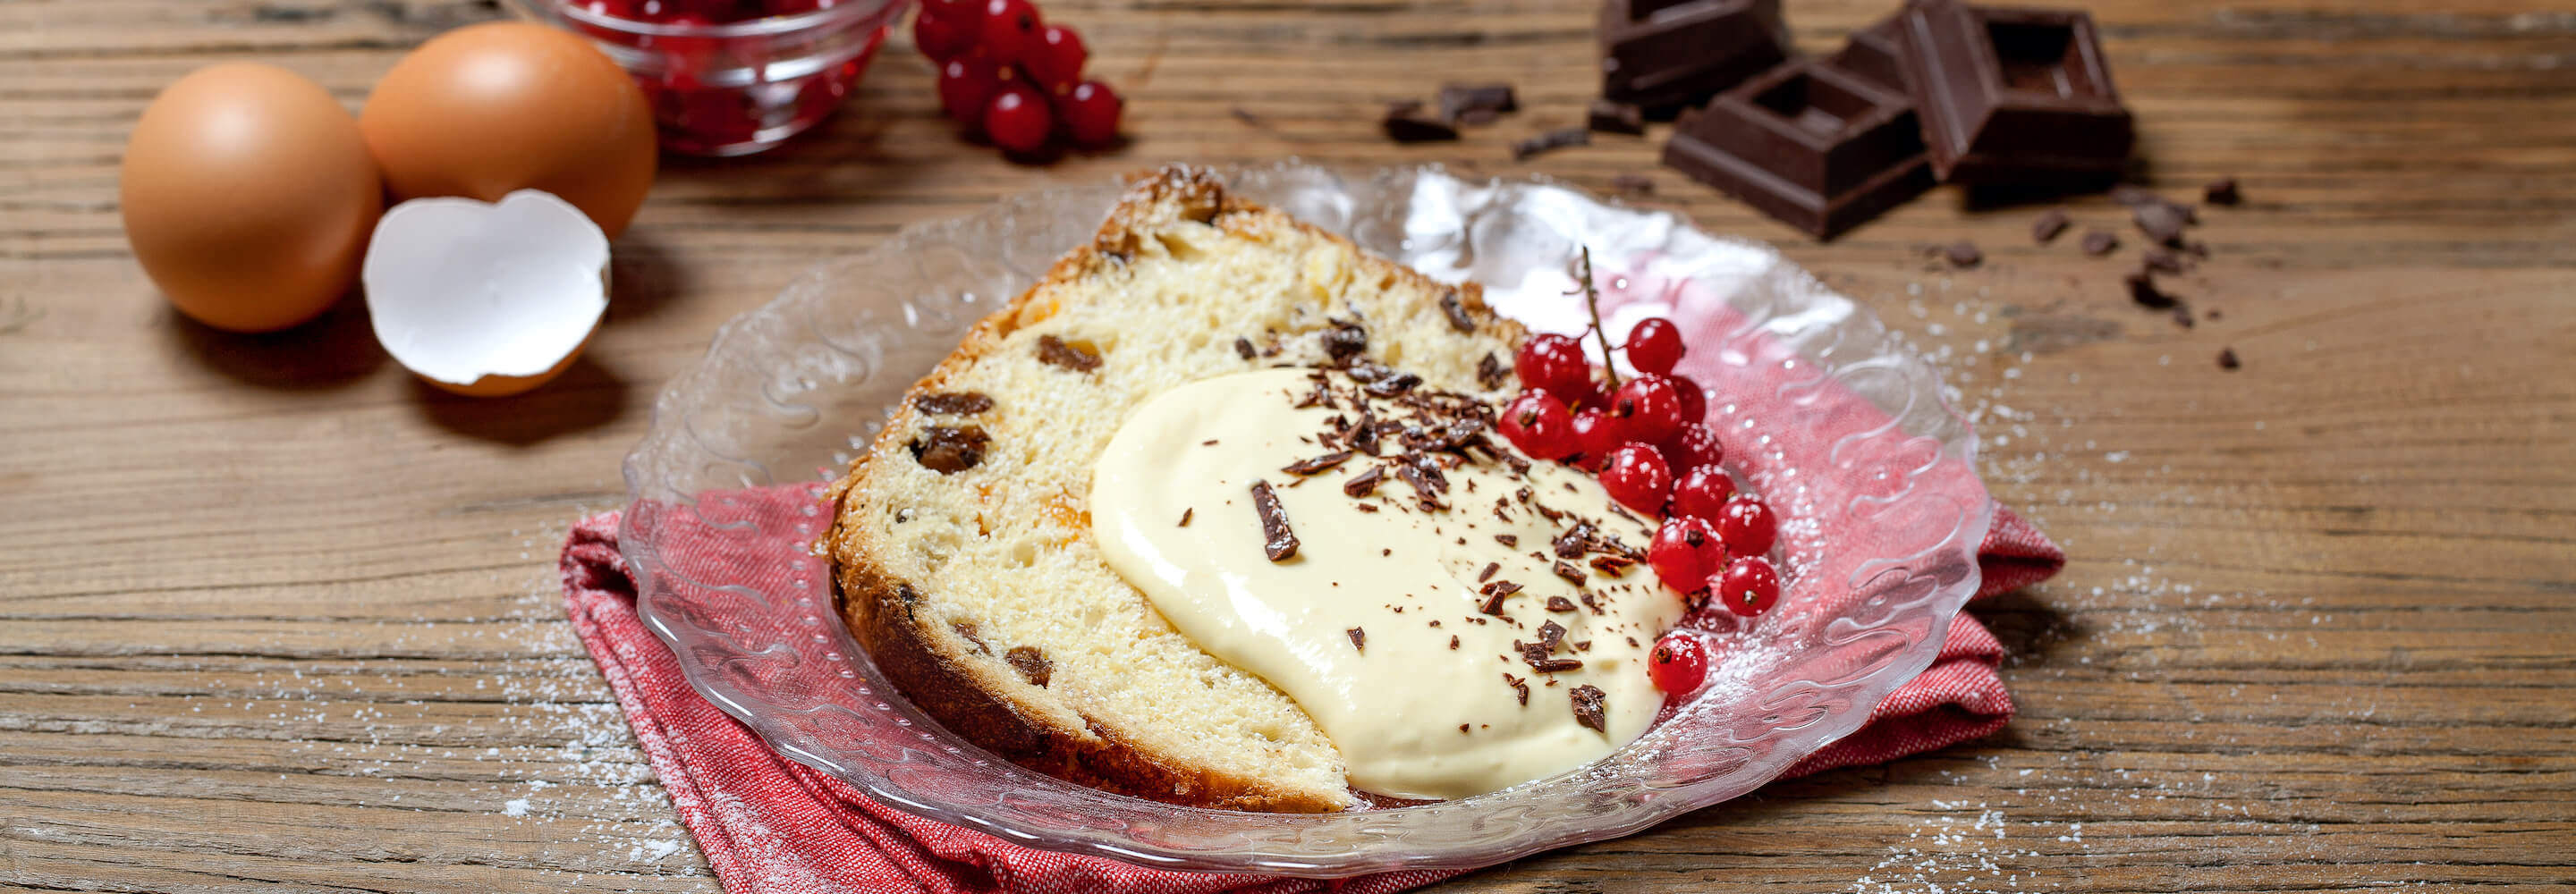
[1504,672,1530,705]
[1346,627,1365,652]
[1552,524,1591,559]
[1395,462,1445,511]
[1321,322,1368,361]
[1512,127,1590,162]
[1178,507,1192,527]
[1450,635,1461,650]
[1342,466,1385,497]
[1493,534,1518,547]
[1233,336,1257,360]
[1363,370,1423,397]
[1534,620,1565,653]
[1282,451,1354,476]
[2031,208,2070,244]
[1036,334,1102,372]
[1476,351,1510,390]
[1478,561,1500,583]
[1589,553,1639,576]
[1553,561,1587,584]
[914,392,994,415]
[1477,579,1521,616]
[1005,646,1053,687]
[908,425,990,475]
[1439,291,1478,334]
[1546,595,1577,612]
[1570,685,1606,732]
[1250,480,1298,561]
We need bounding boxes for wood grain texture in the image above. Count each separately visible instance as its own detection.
[4,0,2572,890]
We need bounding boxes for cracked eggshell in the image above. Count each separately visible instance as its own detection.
[363,190,607,398]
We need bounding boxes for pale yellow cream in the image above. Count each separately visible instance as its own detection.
[1089,367,1682,800]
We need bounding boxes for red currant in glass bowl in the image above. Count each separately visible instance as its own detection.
[508,0,911,156]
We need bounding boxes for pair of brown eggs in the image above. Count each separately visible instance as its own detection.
[121,22,655,392]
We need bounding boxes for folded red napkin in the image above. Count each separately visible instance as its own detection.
[557,495,2058,894]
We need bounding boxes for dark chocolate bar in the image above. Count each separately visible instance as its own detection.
[1662,57,1934,239]
[1830,13,1909,93]
[1895,0,2134,181]
[1598,0,1791,116]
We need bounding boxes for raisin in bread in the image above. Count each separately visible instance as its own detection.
[821,165,1525,812]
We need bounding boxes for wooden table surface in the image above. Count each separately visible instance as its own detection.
[6,0,2573,891]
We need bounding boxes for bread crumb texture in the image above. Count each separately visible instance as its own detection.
[826,165,1524,812]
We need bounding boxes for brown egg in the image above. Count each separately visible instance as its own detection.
[120,63,382,333]
[361,22,657,239]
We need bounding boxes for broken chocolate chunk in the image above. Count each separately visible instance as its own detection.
[1321,322,1368,361]
[1438,82,1519,122]
[914,392,995,415]
[909,425,991,475]
[1005,646,1053,687]
[1342,466,1385,498]
[2142,248,2188,274]
[2031,208,2071,244]
[1494,533,1519,547]
[1944,240,1983,268]
[2080,229,2119,256]
[1282,451,1354,477]
[1478,561,1500,583]
[1476,351,1510,390]
[1233,336,1257,360]
[1512,127,1590,162]
[1504,672,1530,705]
[1383,101,1459,142]
[1546,595,1578,612]
[1347,627,1366,652]
[2217,347,2241,370]
[2133,201,2190,247]
[1553,561,1588,584]
[1587,98,1645,135]
[2125,270,2175,309]
[2204,177,2241,206]
[1571,685,1607,731]
[1362,370,1423,397]
[1250,480,1299,561]
[1036,334,1102,372]
[1440,291,1479,334]
[1534,620,1567,652]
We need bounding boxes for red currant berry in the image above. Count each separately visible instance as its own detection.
[1057,80,1123,147]
[912,5,976,61]
[1647,516,1722,593]
[1716,494,1777,558]
[1515,334,1593,400]
[1714,556,1780,617]
[977,0,1043,64]
[1663,421,1724,474]
[1498,390,1579,460]
[1647,634,1707,695]
[1624,316,1684,375]
[1671,467,1738,522]
[1022,25,1089,92]
[1609,374,1684,446]
[981,82,1052,153]
[936,58,1000,124]
[1568,408,1620,471]
[1600,443,1674,514]
[1670,373,1706,424]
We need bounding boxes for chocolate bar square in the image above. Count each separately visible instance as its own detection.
[1662,58,1934,240]
[1598,0,1792,115]
[1831,13,1909,93]
[1896,0,2134,181]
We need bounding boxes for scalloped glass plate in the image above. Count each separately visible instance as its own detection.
[620,164,1993,877]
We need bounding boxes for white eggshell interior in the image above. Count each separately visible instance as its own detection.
[363,190,609,385]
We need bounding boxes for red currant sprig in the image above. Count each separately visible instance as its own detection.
[912,0,1123,155]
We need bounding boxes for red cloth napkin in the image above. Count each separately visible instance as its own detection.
[557,498,2058,894]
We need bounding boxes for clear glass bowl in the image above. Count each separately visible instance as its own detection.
[504,0,909,156]
[619,164,1994,876]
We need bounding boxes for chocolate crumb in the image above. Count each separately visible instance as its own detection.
[1450,635,1461,650]
[1439,291,1479,334]
[1494,534,1518,547]
[908,425,990,475]
[2133,200,2190,246]
[1570,685,1606,732]
[1347,627,1365,652]
[2206,308,2223,321]
[914,392,995,415]
[1504,672,1530,705]
[1383,101,1458,142]
[1944,240,1983,268]
[1354,502,1380,513]
[1036,334,1102,372]
[2031,208,2071,244]
[1343,466,1385,498]
[1320,322,1368,361]
[1179,507,1192,527]
[1282,451,1354,476]
[1610,173,1656,195]
[1250,480,1299,561]
[1588,98,1645,135]
[2080,229,2119,256]
[1476,351,1510,389]
[2171,305,2197,329]
[1461,723,1470,734]
[2218,347,2241,370]
[1233,337,1257,360]
[1005,646,1053,687]
[1438,82,1518,121]
[2125,270,2176,309]
[1546,595,1577,612]
[1513,127,1590,161]
[1455,106,1500,127]
[2204,177,2241,206]
[2142,248,2189,274]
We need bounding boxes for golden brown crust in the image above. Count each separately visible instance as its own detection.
[823,164,1517,813]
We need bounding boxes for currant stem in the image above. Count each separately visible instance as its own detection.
[1574,246,1620,389]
